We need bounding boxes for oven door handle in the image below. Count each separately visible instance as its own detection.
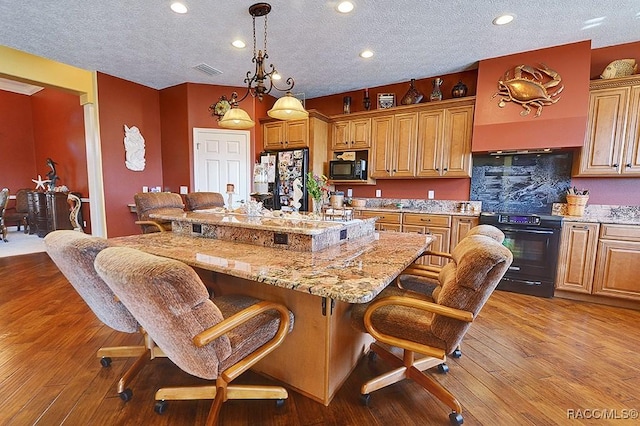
[499,227,556,235]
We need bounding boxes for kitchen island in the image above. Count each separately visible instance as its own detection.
[111,230,433,405]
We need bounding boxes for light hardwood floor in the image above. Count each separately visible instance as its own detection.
[1,252,639,425]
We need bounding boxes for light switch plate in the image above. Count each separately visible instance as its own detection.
[347,188,353,197]
[375,189,382,198]
[180,186,188,194]
[428,190,435,199]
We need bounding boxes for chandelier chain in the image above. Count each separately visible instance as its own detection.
[263,14,268,55]
[252,15,257,58]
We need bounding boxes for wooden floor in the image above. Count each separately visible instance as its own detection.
[2,252,640,425]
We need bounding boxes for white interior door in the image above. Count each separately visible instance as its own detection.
[193,128,250,208]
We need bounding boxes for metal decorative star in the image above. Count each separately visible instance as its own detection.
[32,174,51,190]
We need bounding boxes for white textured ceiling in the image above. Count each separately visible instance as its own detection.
[1,1,639,99]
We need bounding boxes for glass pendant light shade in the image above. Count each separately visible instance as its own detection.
[267,93,309,120]
[219,107,255,130]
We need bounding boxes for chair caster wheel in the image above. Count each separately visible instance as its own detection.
[154,400,168,415]
[275,399,285,408]
[119,388,133,402]
[437,363,449,374]
[360,394,371,406]
[452,348,462,358]
[449,411,463,425]
[100,357,112,367]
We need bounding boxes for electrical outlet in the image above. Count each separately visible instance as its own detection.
[347,188,353,197]
[180,186,188,195]
[428,190,435,199]
[375,189,382,198]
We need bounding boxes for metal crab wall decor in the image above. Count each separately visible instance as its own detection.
[492,64,564,117]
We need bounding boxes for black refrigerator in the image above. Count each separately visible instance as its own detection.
[271,148,309,211]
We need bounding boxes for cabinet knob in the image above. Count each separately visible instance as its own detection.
[443,167,448,171]
[613,163,619,168]
[393,169,397,172]
[626,163,632,168]
[435,167,440,171]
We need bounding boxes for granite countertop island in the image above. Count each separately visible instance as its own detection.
[110,231,434,304]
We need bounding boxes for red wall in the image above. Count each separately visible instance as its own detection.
[0,90,36,196]
[97,73,163,237]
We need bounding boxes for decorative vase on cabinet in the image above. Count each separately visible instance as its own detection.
[451,80,468,98]
[430,78,443,101]
[400,79,424,105]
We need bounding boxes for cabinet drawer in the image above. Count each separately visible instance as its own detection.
[403,213,451,227]
[358,210,402,224]
[600,224,640,241]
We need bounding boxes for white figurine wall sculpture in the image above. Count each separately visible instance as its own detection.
[123,125,146,171]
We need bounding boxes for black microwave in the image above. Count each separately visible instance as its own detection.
[329,159,366,180]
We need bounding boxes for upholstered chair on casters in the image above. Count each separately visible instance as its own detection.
[44,230,163,402]
[351,233,512,425]
[184,192,225,211]
[133,192,185,233]
[94,246,294,425]
[396,224,507,359]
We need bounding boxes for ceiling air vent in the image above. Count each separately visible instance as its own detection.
[193,63,223,76]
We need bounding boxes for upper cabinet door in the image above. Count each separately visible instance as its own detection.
[623,86,640,174]
[284,120,309,148]
[349,118,371,149]
[416,110,444,177]
[331,120,350,150]
[370,116,394,178]
[392,112,418,177]
[441,105,473,177]
[576,86,630,176]
[263,121,285,150]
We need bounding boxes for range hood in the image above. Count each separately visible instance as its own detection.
[472,41,591,153]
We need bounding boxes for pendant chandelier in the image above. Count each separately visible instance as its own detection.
[218,2,308,130]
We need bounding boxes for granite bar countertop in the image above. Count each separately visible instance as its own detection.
[110,231,434,304]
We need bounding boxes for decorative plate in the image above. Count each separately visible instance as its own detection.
[210,96,231,119]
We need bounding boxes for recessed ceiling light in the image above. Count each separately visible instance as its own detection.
[360,50,374,59]
[493,14,515,25]
[171,2,188,14]
[337,2,354,14]
[232,39,246,49]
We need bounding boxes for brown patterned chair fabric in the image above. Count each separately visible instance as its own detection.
[133,192,184,233]
[94,246,294,423]
[3,188,30,234]
[184,192,225,211]
[398,224,506,298]
[350,233,512,423]
[0,188,10,242]
[44,230,157,400]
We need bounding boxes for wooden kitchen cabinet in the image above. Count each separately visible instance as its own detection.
[263,119,308,150]
[592,224,640,301]
[555,222,600,294]
[331,118,371,150]
[574,76,640,176]
[416,103,473,178]
[402,213,451,267]
[356,209,402,232]
[450,215,479,247]
[370,112,418,178]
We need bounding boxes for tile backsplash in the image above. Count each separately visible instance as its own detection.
[470,152,573,214]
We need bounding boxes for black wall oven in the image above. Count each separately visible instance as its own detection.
[479,212,563,298]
